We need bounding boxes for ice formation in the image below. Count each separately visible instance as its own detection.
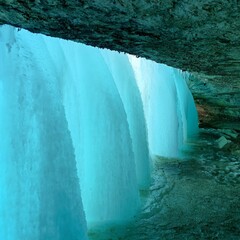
[0,24,198,239]
[57,41,140,224]
[129,56,198,158]
[0,25,88,240]
[101,50,150,189]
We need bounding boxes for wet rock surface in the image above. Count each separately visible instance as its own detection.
[0,1,239,75]
[187,74,240,128]
[88,127,240,239]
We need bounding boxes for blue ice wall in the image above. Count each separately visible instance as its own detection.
[0,24,198,239]
[129,56,198,158]
[0,26,88,240]
[57,42,140,224]
[129,57,179,157]
[101,50,150,189]
[28,31,140,224]
[173,69,199,150]
[0,25,141,228]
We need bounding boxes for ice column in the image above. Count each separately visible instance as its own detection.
[101,50,150,189]
[62,44,140,224]
[129,56,198,158]
[129,57,179,157]
[44,39,140,224]
[0,25,88,240]
[173,69,199,150]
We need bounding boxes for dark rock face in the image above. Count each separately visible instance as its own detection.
[0,0,239,126]
[188,73,239,129]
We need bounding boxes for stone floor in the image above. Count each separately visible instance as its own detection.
[88,126,240,240]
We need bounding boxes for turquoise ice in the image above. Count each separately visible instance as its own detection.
[0,24,198,239]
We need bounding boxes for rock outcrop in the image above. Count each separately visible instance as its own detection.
[0,0,239,127]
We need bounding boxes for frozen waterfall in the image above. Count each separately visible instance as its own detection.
[0,25,198,239]
[0,25,88,240]
[129,56,198,158]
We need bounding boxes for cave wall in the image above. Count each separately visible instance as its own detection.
[0,0,239,126]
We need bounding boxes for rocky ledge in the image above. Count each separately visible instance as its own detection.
[0,0,239,127]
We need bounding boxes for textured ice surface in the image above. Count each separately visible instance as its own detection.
[101,50,150,189]
[0,24,199,239]
[17,27,141,224]
[0,25,87,240]
[173,70,199,148]
[58,42,140,224]
[129,56,198,158]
